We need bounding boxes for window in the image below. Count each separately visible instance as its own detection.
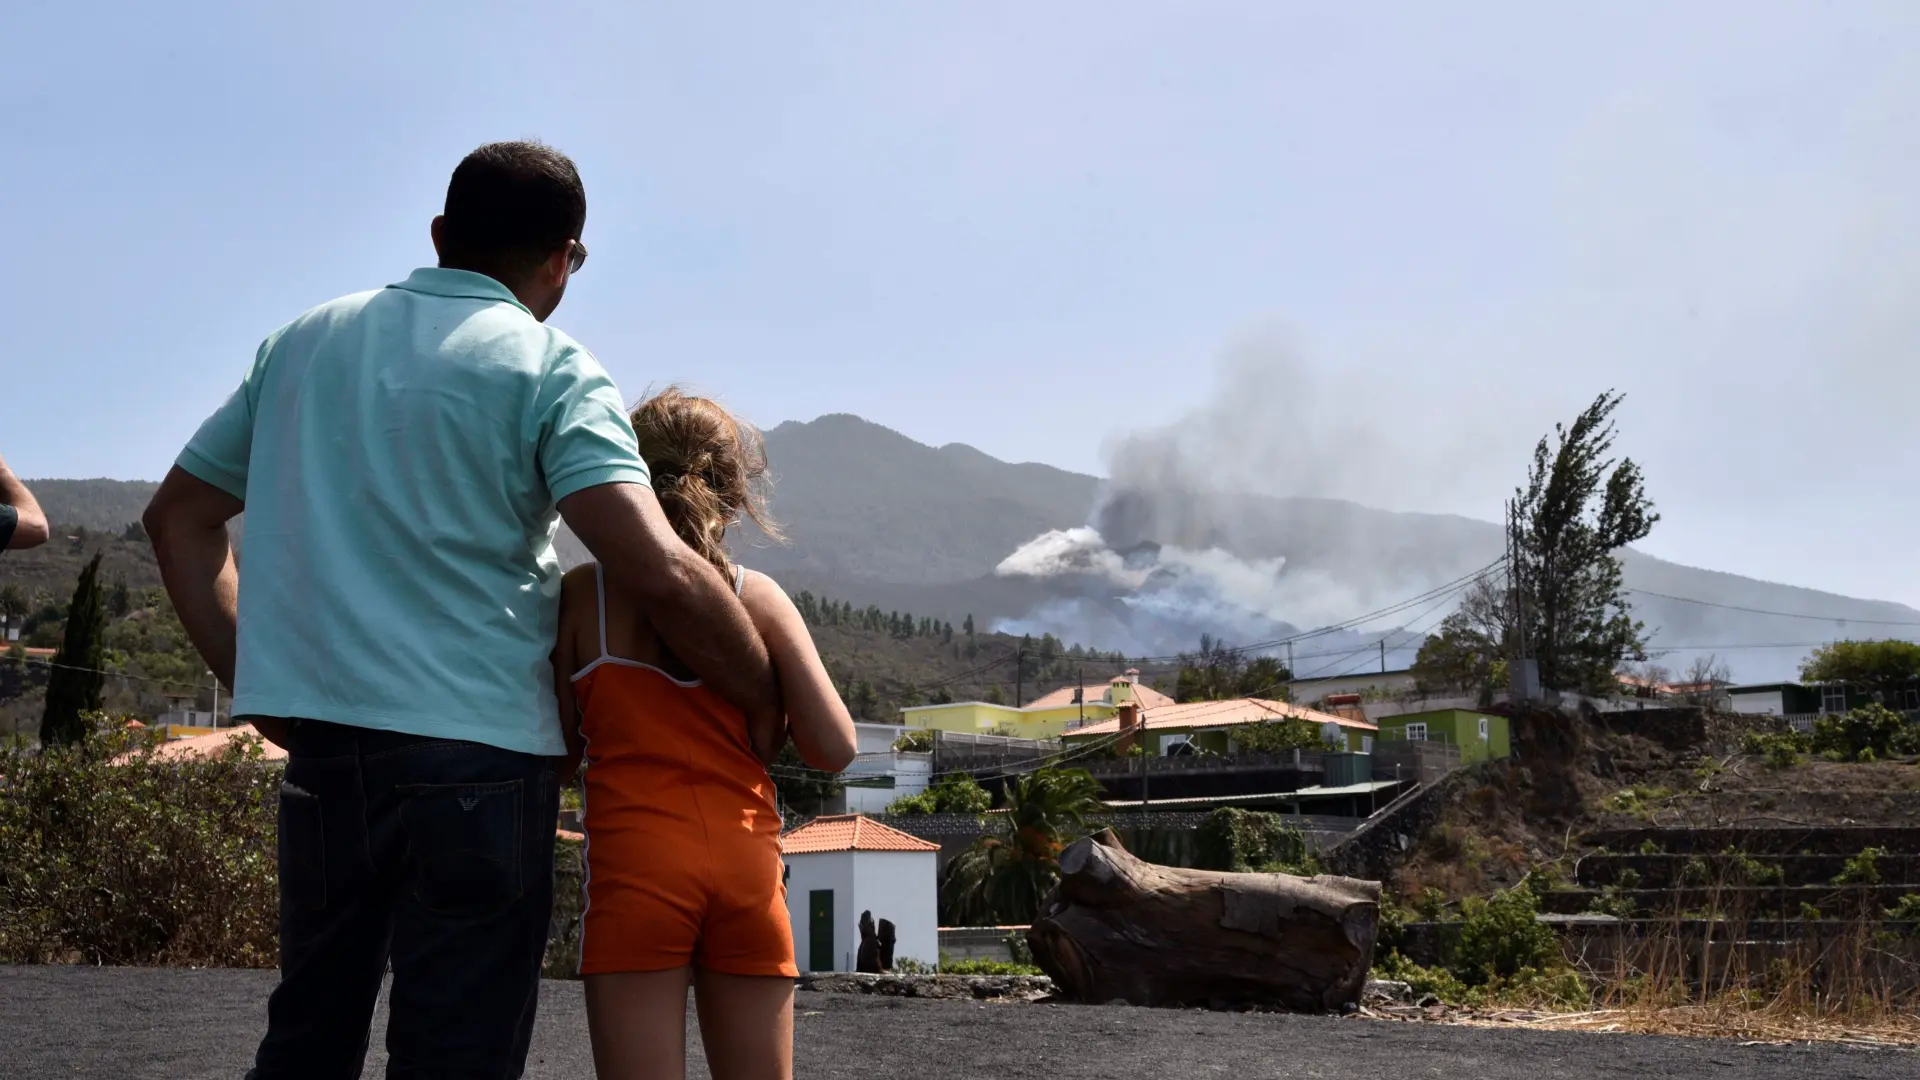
[1478,717,1490,740]
[1403,723,1428,742]
[1901,685,1920,711]
[1161,734,1192,757]
[1361,736,1374,754]
[1821,685,1847,715]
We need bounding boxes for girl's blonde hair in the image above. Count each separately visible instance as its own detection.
[628,387,780,576]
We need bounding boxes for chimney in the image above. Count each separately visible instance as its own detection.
[1115,703,1142,755]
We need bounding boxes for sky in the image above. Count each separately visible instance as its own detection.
[3,2,1917,606]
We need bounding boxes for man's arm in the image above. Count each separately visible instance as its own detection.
[0,453,50,550]
[144,464,248,699]
[558,483,780,732]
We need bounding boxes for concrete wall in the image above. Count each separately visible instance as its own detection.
[853,851,940,970]
[784,851,856,972]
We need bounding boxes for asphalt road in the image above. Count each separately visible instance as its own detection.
[1,966,1911,1079]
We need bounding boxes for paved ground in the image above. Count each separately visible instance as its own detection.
[2,966,1912,1079]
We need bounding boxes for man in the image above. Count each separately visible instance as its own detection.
[0,452,50,552]
[144,141,779,1080]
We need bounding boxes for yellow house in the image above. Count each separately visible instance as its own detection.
[900,671,1176,739]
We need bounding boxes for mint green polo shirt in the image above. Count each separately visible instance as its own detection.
[177,268,650,755]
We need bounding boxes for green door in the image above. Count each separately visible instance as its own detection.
[808,890,834,972]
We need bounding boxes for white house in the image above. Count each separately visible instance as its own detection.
[780,815,940,973]
[832,722,931,814]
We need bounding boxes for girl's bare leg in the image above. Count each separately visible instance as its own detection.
[584,968,696,1080]
[691,969,795,1080]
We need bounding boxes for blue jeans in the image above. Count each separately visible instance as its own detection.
[247,719,561,1080]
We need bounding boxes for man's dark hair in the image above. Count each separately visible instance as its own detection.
[439,141,586,282]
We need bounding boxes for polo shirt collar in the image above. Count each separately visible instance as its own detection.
[388,267,532,315]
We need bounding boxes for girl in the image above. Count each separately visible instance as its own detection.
[554,388,858,1080]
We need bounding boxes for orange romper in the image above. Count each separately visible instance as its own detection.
[574,565,796,977]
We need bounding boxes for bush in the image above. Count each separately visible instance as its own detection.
[940,958,1043,976]
[892,730,934,754]
[886,772,993,816]
[1886,894,1920,922]
[1453,883,1564,987]
[1193,808,1311,873]
[1743,729,1811,770]
[1811,705,1909,763]
[1833,848,1885,886]
[0,713,279,966]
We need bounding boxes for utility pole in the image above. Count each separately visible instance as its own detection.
[1286,641,1295,700]
[1379,639,1386,674]
[1014,646,1025,708]
[210,669,219,731]
[1076,663,1084,729]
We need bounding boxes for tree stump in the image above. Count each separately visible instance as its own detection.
[1027,830,1381,1011]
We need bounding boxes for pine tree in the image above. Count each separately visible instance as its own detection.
[41,553,107,746]
[963,614,975,638]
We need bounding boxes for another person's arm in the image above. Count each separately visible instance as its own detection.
[741,570,857,772]
[559,484,780,735]
[0,453,50,550]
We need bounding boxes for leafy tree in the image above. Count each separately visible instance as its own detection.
[963,614,975,638]
[983,683,1007,705]
[0,585,25,628]
[107,576,132,619]
[929,687,955,705]
[1174,635,1291,702]
[1411,576,1510,703]
[1510,391,1659,695]
[939,768,1104,925]
[1800,640,1920,708]
[770,743,843,816]
[899,682,925,708]
[848,679,881,721]
[42,554,107,746]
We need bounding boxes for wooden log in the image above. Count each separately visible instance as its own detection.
[1027,829,1381,1011]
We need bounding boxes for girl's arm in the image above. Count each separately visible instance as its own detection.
[741,570,858,772]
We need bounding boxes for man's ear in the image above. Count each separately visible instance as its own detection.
[542,245,571,287]
[430,216,447,260]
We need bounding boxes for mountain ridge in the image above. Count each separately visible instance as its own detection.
[25,414,1919,682]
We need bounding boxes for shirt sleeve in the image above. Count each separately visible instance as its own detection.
[177,334,276,500]
[533,345,652,503]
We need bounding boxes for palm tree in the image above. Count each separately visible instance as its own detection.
[939,767,1106,925]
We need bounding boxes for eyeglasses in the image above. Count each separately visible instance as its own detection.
[567,239,589,275]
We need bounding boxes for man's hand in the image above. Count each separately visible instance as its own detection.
[0,453,50,550]
[144,466,244,694]
[558,483,780,732]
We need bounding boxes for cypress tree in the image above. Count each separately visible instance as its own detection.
[41,553,107,746]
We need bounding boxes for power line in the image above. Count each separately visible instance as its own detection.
[1625,588,1920,627]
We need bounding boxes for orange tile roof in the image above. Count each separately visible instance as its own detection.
[1025,680,1176,711]
[150,723,289,762]
[1068,697,1376,737]
[780,814,941,855]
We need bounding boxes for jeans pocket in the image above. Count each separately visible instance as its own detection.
[278,782,327,913]
[399,779,525,920]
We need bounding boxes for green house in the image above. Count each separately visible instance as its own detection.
[1375,709,1510,765]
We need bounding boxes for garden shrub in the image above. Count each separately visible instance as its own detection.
[0,714,279,966]
[886,772,992,816]
[1193,808,1310,874]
